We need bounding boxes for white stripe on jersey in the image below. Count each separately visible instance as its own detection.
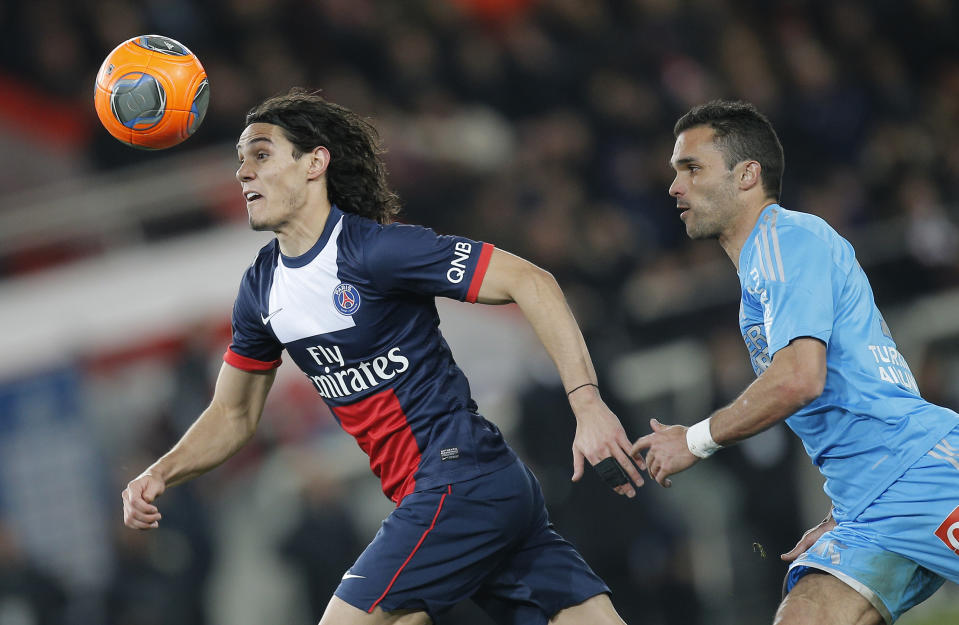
[758,224,780,281]
[769,210,786,281]
[755,235,771,280]
[928,450,959,472]
[268,217,356,343]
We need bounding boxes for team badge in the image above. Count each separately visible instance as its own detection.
[332,283,361,316]
[935,505,959,555]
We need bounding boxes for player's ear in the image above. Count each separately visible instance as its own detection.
[307,146,331,180]
[739,160,762,191]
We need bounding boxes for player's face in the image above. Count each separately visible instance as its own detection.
[668,126,739,240]
[235,123,311,232]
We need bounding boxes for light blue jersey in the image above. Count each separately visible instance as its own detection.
[738,204,959,522]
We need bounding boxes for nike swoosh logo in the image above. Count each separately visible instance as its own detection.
[341,573,366,580]
[260,308,283,325]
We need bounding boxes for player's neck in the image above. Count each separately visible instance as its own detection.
[719,199,777,271]
[275,197,333,257]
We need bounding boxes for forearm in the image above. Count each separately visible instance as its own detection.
[708,363,813,446]
[510,269,597,392]
[145,403,257,487]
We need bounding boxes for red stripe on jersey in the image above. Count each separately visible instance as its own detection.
[332,388,421,503]
[223,348,282,371]
[465,242,494,303]
[369,485,451,613]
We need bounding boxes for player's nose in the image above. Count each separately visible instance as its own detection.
[668,176,683,197]
[236,161,254,182]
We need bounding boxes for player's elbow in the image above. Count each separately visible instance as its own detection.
[787,369,825,406]
[800,377,825,405]
[774,338,826,407]
[513,261,559,300]
[209,399,262,440]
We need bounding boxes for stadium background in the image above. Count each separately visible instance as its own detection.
[1,1,957,623]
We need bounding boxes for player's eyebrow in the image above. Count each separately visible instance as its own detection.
[236,137,274,151]
[670,156,698,169]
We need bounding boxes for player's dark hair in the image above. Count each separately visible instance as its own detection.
[246,88,401,224]
[674,100,784,201]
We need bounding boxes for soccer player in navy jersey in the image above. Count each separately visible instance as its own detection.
[631,100,959,625]
[121,89,641,625]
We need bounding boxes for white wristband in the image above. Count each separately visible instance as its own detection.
[686,419,721,459]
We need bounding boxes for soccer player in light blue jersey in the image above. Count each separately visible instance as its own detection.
[632,100,959,625]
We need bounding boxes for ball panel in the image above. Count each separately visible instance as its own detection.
[189,80,210,135]
[128,109,194,150]
[133,35,191,57]
[110,72,166,130]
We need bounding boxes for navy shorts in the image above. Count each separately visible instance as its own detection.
[334,458,609,624]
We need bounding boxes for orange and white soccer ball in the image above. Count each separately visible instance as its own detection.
[94,35,209,150]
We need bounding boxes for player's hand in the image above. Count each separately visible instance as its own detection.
[781,513,836,562]
[630,418,699,488]
[569,393,644,498]
[122,473,166,530]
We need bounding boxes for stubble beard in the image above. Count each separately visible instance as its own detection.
[685,209,723,240]
[248,194,297,232]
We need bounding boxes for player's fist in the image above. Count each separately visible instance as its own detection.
[121,473,166,530]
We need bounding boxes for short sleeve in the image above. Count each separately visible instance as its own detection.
[224,272,283,371]
[755,225,835,356]
[364,223,494,302]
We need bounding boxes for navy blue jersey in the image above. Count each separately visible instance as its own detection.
[225,206,516,503]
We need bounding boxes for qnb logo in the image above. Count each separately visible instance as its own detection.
[447,241,472,284]
[935,505,959,555]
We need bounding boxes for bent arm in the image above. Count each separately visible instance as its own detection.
[709,337,826,446]
[144,362,276,487]
[632,337,825,487]
[475,248,597,392]
[475,248,644,494]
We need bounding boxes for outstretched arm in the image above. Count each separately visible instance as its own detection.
[633,337,826,487]
[121,362,276,529]
[475,248,644,497]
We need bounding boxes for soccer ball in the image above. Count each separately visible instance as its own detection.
[94,35,209,150]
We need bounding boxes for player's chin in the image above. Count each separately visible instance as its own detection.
[248,214,278,232]
[685,221,717,240]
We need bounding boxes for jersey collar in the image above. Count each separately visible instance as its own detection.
[280,205,344,268]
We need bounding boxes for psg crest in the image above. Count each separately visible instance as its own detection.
[333,283,361,316]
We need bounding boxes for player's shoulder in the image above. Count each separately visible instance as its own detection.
[239,238,281,285]
[335,210,391,248]
[769,205,830,235]
[763,205,849,251]
[360,217,445,255]
[743,205,856,279]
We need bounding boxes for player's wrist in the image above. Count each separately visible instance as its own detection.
[686,418,721,459]
[139,465,168,484]
[566,382,599,399]
[566,382,600,408]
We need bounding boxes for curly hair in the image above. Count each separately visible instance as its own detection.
[674,100,784,202]
[245,88,401,224]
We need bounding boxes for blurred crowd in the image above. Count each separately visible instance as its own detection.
[1,1,959,624]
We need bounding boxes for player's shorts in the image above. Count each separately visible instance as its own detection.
[334,457,609,624]
[786,426,959,623]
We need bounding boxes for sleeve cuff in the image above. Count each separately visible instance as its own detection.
[465,242,494,303]
[223,348,282,371]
